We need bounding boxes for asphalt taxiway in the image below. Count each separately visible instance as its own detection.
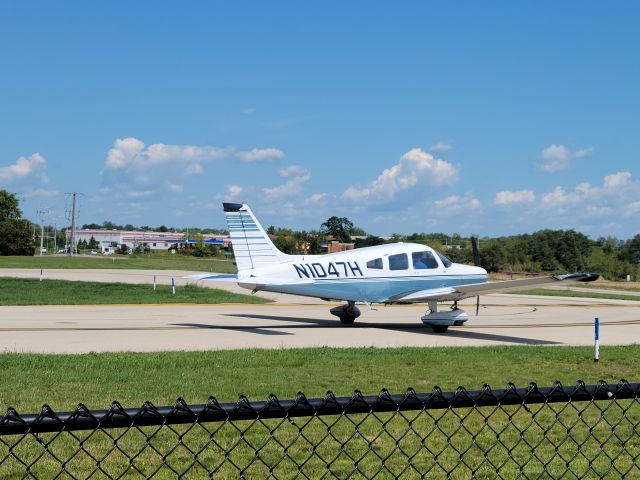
[0,267,638,353]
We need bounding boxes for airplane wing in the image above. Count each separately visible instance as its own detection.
[391,273,600,303]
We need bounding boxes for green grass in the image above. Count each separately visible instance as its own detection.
[0,253,237,273]
[1,346,637,412]
[2,346,639,479]
[570,282,640,293]
[510,288,640,301]
[0,277,268,305]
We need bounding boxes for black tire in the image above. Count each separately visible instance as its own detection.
[340,316,356,325]
[431,325,449,333]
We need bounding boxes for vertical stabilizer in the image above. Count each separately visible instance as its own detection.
[223,203,287,271]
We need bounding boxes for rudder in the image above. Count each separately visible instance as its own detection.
[223,203,287,271]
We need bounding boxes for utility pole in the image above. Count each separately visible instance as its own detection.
[37,209,48,256]
[65,192,81,256]
[71,192,77,256]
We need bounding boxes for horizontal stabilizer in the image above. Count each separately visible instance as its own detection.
[185,273,238,282]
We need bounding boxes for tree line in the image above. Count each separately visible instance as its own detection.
[267,217,640,281]
[1,190,638,280]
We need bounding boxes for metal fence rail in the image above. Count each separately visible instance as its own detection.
[1,381,639,478]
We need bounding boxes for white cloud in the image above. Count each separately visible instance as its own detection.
[186,163,204,175]
[164,181,184,193]
[585,206,613,217]
[106,137,232,171]
[242,107,256,115]
[542,186,570,207]
[430,141,453,152]
[0,153,47,183]
[495,190,535,205]
[304,192,330,206]
[235,148,285,162]
[603,171,630,189]
[279,165,307,177]
[224,184,243,201]
[434,195,462,207]
[626,201,640,215]
[262,165,310,201]
[342,148,459,203]
[434,194,480,212]
[540,171,635,209]
[127,190,156,199]
[538,144,593,173]
[22,188,59,198]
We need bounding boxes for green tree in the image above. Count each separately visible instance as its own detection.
[273,235,297,254]
[588,248,636,281]
[87,236,99,250]
[0,219,35,255]
[622,235,640,264]
[0,190,34,255]
[191,235,212,257]
[349,226,367,236]
[321,216,354,243]
[292,230,324,254]
[0,189,22,221]
[479,241,505,272]
[354,236,386,248]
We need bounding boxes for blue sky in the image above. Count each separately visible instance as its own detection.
[1,2,639,238]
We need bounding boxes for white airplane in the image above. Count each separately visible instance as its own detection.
[193,203,598,332]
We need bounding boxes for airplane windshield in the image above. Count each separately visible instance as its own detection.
[436,251,453,268]
[412,251,439,269]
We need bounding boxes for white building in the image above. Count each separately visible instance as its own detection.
[66,230,230,252]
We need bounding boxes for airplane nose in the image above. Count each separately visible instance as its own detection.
[476,266,488,276]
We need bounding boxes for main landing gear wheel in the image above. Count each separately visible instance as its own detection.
[431,325,449,333]
[339,315,356,325]
[421,300,468,333]
[330,301,361,325]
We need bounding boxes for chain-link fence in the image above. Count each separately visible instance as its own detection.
[1,381,639,479]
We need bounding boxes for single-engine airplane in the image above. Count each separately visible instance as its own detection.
[191,203,598,332]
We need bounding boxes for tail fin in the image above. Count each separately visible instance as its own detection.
[223,203,288,271]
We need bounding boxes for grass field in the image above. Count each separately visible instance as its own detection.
[2,347,638,478]
[1,345,636,412]
[0,253,237,273]
[511,288,640,301]
[0,277,268,305]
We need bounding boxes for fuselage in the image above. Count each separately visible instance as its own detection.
[236,242,488,303]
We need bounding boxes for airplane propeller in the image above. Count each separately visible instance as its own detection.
[471,236,481,315]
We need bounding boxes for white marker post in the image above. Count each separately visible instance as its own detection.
[172,275,176,295]
[153,275,156,291]
[40,268,43,282]
[594,317,600,363]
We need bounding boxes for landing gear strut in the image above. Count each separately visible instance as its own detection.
[421,301,468,333]
[330,301,361,325]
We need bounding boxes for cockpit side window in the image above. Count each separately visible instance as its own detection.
[436,251,453,268]
[389,253,409,270]
[366,258,383,269]
[412,251,439,269]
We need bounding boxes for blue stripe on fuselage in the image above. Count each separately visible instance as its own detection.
[258,275,487,302]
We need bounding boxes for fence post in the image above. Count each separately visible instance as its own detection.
[594,317,600,363]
